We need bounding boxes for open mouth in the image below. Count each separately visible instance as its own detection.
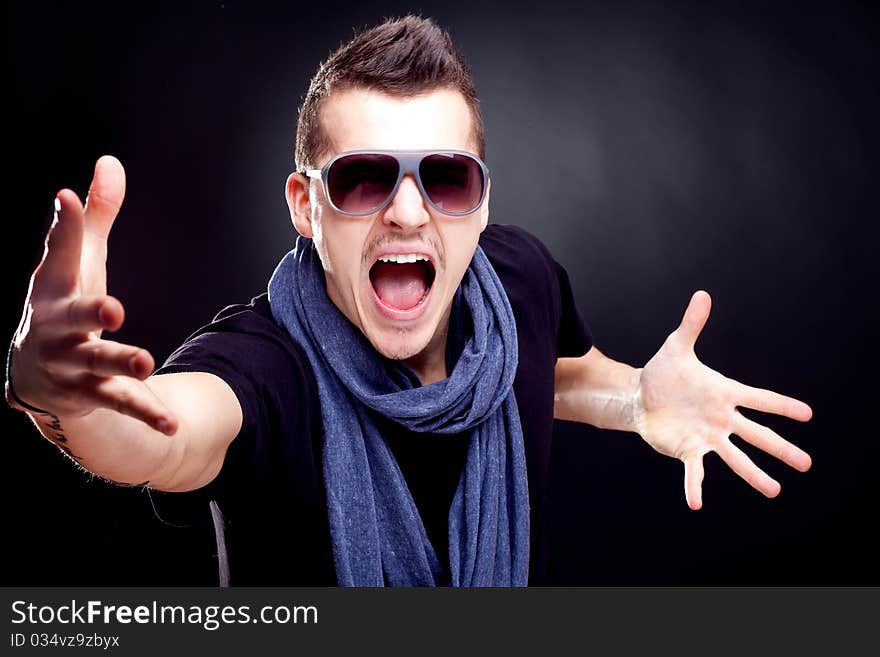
[369,253,436,316]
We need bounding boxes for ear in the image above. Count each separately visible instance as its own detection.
[478,178,491,232]
[285,172,313,238]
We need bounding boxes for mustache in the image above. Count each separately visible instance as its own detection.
[362,231,445,269]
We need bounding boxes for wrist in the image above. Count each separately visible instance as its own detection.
[5,339,50,415]
[628,367,647,437]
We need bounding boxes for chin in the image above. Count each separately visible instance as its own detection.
[367,326,434,362]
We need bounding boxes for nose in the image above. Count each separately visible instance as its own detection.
[382,174,430,230]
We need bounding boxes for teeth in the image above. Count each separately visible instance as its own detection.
[377,254,429,264]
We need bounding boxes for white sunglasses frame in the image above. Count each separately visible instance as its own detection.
[303,149,490,217]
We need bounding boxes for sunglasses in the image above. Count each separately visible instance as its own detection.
[303,149,489,217]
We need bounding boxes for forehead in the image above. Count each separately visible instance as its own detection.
[318,88,475,160]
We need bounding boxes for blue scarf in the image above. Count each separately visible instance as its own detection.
[267,236,529,586]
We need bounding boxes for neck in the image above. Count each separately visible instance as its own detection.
[402,307,451,386]
[403,349,447,385]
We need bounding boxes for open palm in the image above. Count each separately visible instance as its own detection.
[635,291,813,510]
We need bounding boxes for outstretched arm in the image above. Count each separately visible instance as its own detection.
[7,156,242,492]
[554,290,812,510]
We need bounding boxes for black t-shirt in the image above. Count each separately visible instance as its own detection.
[156,223,592,585]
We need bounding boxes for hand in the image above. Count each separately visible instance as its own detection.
[635,290,812,510]
[8,156,177,434]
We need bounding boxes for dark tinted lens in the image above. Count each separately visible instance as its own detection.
[419,153,484,214]
[326,153,399,214]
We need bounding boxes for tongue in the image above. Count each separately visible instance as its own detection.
[371,262,428,310]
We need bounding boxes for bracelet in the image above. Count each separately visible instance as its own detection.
[5,339,50,415]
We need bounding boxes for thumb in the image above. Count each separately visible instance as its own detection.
[83,155,126,239]
[675,290,712,351]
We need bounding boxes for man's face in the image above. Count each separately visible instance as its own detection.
[287,88,489,372]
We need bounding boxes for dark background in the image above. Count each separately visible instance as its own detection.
[4,0,877,585]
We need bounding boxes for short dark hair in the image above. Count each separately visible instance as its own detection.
[295,15,484,170]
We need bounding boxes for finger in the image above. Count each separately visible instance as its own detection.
[46,338,154,379]
[715,440,781,499]
[42,295,126,336]
[733,381,813,422]
[684,456,705,511]
[731,411,812,472]
[85,375,177,435]
[32,190,84,297]
[673,290,711,350]
[83,155,126,239]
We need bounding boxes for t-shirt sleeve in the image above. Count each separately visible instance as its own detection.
[554,259,593,358]
[158,333,266,441]
[155,305,270,449]
[481,223,593,359]
[152,297,320,494]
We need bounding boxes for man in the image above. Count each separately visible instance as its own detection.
[6,16,812,586]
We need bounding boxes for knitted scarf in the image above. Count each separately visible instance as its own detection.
[267,236,528,586]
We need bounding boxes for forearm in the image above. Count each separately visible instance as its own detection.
[26,403,180,488]
[17,372,238,492]
[554,347,643,433]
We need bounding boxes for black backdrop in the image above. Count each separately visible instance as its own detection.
[4,0,877,585]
